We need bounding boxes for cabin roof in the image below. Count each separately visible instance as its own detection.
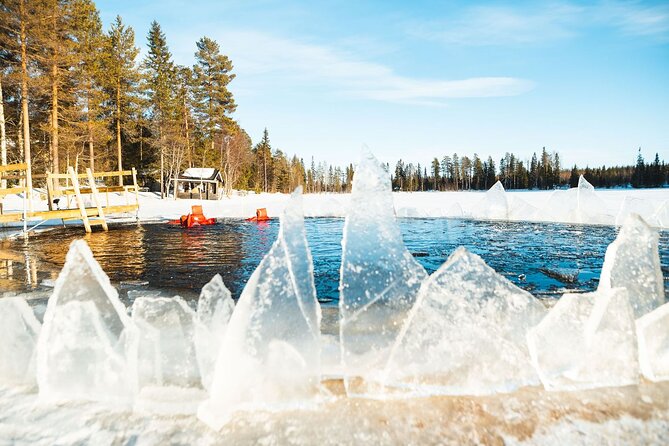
[179,168,223,182]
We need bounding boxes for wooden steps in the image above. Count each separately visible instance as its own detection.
[0,164,140,234]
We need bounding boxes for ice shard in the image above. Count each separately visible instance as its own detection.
[339,151,427,394]
[198,187,321,430]
[598,214,663,318]
[575,175,611,224]
[637,303,669,382]
[472,181,509,220]
[132,296,201,389]
[545,175,612,225]
[527,288,638,391]
[0,297,41,386]
[655,200,669,229]
[195,274,235,390]
[197,274,234,339]
[36,240,136,404]
[132,296,205,414]
[615,196,658,227]
[508,196,541,222]
[384,247,545,395]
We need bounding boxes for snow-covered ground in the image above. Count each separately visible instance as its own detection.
[1,178,668,231]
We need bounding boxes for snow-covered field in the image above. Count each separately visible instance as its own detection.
[1,177,667,230]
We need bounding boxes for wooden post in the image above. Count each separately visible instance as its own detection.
[46,172,54,211]
[69,166,91,233]
[86,168,108,231]
[132,167,140,221]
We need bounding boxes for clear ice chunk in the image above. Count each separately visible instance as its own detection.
[132,296,201,389]
[598,214,664,318]
[339,151,427,394]
[384,247,546,394]
[196,274,235,390]
[472,181,509,220]
[654,200,669,229]
[527,288,638,391]
[197,274,234,338]
[41,300,133,401]
[36,240,136,404]
[616,196,658,227]
[198,187,321,430]
[446,202,464,218]
[545,175,612,225]
[636,303,669,382]
[576,175,611,224]
[508,196,541,222]
[0,297,41,386]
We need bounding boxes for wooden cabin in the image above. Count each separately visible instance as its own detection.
[171,168,224,200]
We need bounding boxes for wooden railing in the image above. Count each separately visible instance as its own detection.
[0,165,140,234]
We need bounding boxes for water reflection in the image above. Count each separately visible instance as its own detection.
[0,219,667,304]
[0,239,60,292]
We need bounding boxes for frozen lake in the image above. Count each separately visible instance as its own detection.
[1,218,668,305]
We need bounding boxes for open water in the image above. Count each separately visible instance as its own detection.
[1,218,667,305]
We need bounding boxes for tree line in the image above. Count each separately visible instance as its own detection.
[392,147,667,192]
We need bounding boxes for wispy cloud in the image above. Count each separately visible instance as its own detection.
[406,1,669,46]
[407,3,582,46]
[596,1,669,38]
[215,31,534,105]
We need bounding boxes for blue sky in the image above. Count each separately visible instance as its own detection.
[96,0,669,168]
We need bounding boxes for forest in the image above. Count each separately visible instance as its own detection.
[1,0,666,196]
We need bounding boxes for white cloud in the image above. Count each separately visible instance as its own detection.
[596,1,669,39]
[407,4,582,46]
[214,30,533,105]
[406,1,669,46]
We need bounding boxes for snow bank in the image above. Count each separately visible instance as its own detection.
[1,180,667,232]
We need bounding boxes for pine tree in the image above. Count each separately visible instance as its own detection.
[485,156,496,188]
[529,152,538,189]
[472,154,483,190]
[41,0,79,176]
[2,0,37,200]
[451,153,460,191]
[393,159,405,190]
[569,165,579,187]
[440,155,450,190]
[143,21,176,196]
[192,36,235,168]
[70,0,108,172]
[253,128,272,192]
[431,157,440,190]
[103,16,139,185]
[650,153,661,187]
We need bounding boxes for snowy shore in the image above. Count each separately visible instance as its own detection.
[1,178,667,231]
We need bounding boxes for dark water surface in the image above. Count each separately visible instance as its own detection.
[1,218,668,304]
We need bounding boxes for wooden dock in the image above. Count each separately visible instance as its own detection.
[0,163,140,234]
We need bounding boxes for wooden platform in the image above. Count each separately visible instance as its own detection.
[0,164,140,234]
